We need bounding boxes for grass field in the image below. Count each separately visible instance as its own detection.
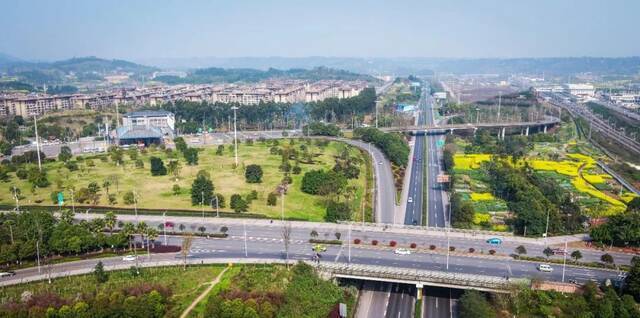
[1,139,369,222]
[0,265,226,318]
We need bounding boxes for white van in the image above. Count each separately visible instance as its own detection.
[537,264,553,272]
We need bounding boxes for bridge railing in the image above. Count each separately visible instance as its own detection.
[338,220,514,237]
[318,262,527,291]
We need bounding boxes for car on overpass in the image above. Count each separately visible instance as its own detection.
[486,238,503,245]
[394,248,411,255]
[312,244,327,252]
[537,264,554,272]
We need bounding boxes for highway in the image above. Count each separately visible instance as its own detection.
[1,227,625,289]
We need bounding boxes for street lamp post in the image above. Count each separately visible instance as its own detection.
[211,197,220,218]
[561,239,568,283]
[231,106,239,167]
[33,115,42,171]
[446,194,452,271]
[201,191,205,223]
[544,208,550,245]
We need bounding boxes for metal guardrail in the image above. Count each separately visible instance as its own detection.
[318,262,525,291]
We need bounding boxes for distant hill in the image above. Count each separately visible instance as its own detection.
[0,52,23,66]
[139,56,640,77]
[0,56,157,85]
[154,66,379,84]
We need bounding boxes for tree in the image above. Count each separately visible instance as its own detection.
[172,184,181,195]
[123,191,136,205]
[325,201,351,222]
[245,164,263,183]
[58,146,72,162]
[183,147,199,165]
[27,166,50,187]
[267,192,277,206]
[601,253,614,265]
[190,173,214,206]
[216,145,224,155]
[301,169,347,195]
[451,193,474,228]
[515,245,527,257]
[93,261,109,283]
[230,194,248,213]
[213,193,226,208]
[571,250,583,262]
[104,212,117,234]
[150,157,167,176]
[310,230,318,238]
[167,160,182,180]
[181,234,193,270]
[625,259,640,301]
[458,290,495,318]
[174,137,188,153]
[543,247,554,259]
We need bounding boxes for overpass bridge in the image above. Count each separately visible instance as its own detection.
[319,263,525,293]
[379,116,561,137]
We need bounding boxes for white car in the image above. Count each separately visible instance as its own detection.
[537,264,553,272]
[408,197,413,203]
[122,255,137,261]
[378,161,383,165]
[394,248,411,255]
[0,271,16,278]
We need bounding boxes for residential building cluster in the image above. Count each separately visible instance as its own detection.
[603,92,640,110]
[0,79,368,117]
[533,83,596,99]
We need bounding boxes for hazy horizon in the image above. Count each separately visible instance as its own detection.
[2,0,639,61]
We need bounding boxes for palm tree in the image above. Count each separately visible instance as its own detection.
[145,228,159,258]
[104,211,117,234]
[137,222,148,248]
[122,222,136,251]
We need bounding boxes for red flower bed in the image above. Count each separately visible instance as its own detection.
[410,243,417,249]
[429,245,436,250]
[489,249,496,255]
[354,238,361,244]
[372,240,379,246]
[468,248,475,253]
[389,241,397,247]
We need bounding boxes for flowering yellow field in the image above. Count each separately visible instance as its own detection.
[470,192,496,201]
[454,153,636,215]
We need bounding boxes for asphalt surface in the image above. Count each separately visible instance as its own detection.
[1,232,625,288]
[343,139,396,224]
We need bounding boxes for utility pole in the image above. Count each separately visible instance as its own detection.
[12,186,20,213]
[134,189,138,222]
[163,212,167,246]
[231,106,239,167]
[201,191,204,223]
[33,115,42,171]
[561,239,568,283]
[243,220,248,257]
[36,240,41,274]
[348,223,352,263]
[281,189,285,222]
[215,196,220,217]
[544,208,550,246]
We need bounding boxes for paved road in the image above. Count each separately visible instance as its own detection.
[423,287,462,318]
[0,231,625,289]
[343,139,396,224]
[385,283,415,318]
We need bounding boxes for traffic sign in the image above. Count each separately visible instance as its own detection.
[436,174,450,183]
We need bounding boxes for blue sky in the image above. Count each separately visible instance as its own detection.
[1,0,638,60]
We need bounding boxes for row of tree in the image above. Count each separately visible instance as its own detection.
[156,88,376,133]
[352,127,410,167]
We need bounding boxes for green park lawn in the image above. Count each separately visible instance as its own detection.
[1,139,369,222]
[0,265,226,318]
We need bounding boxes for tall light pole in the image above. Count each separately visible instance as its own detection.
[211,197,219,218]
[133,189,139,222]
[348,223,352,263]
[544,208,550,246]
[201,191,205,223]
[231,106,239,167]
[163,211,167,246]
[446,193,451,271]
[33,115,42,171]
[561,238,568,283]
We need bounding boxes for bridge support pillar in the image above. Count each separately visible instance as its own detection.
[500,127,506,140]
[416,284,423,300]
[473,128,477,136]
[543,125,547,134]
[525,126,529,136]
